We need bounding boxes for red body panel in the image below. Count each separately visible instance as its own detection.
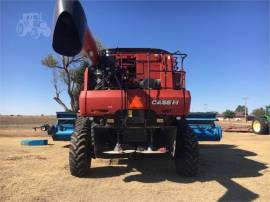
[79,50,191,117]
[79,89,191,116]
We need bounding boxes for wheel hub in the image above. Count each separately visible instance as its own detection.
[253,120,261,132]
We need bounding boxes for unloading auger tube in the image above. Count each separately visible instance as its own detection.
[52,0,99,64]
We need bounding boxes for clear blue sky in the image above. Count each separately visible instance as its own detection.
[0,0,269,115]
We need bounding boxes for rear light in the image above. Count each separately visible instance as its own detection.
[107,118,114,124]
[128,110,133,118]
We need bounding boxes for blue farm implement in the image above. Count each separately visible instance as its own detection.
[33,112,76,141]
[186,113,222,141]
[50,112,76,140]
[37,112,221,142]
[21,139,48,146]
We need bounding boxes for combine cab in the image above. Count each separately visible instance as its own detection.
[51,0,222,177]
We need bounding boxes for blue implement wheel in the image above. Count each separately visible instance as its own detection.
[21,139,48,146]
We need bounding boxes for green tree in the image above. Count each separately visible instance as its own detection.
[252,108,266,117]
[42,38,104,112]
[223,110,235,119]
[42,54,85,111]
[235,105,248,114]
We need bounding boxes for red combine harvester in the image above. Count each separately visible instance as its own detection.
[52,0,221,177]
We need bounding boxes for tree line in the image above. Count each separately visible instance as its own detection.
[223,105,266,119]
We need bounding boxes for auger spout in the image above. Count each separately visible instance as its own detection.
[52,0,99,64]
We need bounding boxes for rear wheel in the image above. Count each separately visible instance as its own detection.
[175,122,199,177]
[69,117,93,177]
[252,118,269,134]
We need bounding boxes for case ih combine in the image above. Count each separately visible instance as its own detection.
[51,0,222,177]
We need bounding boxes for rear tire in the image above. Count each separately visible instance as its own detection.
[69,117,93,177]
[175,122,199,177]
[252,118,269,134]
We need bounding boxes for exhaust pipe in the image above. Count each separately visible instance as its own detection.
[52,0,99,64]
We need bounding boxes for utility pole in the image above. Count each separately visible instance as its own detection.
[243,97,248,122]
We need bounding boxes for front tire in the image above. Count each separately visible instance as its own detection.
[69,117,93,177]
[252,118,269,134]
[175,122,199,177]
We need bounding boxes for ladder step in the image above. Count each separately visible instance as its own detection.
[103,149,135,154]
[103,149,167,154]
[136,150,167,154]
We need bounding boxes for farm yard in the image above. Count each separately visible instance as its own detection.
[0,115,269,202]
[1,0,269,201]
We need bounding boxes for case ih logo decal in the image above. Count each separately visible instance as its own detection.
[152,99,179,105]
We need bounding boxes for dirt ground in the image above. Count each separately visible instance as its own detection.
[0,116,269,202]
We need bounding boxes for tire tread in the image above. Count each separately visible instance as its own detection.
[69,117,92,177]
[252,117,269,134]
[175,123,199,177]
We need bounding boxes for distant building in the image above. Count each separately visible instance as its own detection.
[216,112,253,121]
[216,113,224,121]
[234,112,245,121]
